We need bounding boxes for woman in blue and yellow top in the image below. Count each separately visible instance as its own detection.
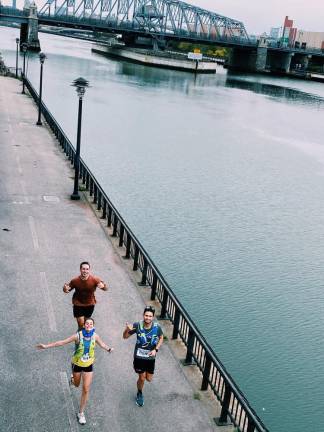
[36,317,113,425]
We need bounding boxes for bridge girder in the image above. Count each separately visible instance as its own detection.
[38,0,250,43]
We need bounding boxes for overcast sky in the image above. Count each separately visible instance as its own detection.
[185,0,324,34]
[3,0,324,35]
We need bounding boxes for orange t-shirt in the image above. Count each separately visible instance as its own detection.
[69,275,105,306]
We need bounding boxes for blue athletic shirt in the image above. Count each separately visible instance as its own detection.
[129,320,163,360]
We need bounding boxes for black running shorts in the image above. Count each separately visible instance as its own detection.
[72,363,93,373]
[73,305,95,318]
[133,357,155,375]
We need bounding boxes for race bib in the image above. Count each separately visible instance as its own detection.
[81,353,90,362]
[136,348,151,358]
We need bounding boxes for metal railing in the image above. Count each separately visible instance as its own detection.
[24,76,268,432]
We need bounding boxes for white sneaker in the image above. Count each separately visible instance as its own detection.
[69,374,75,387]
[77,412,86,425]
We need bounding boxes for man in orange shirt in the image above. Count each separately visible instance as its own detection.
[63,261,108,328]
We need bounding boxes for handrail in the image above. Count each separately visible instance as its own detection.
[24,76,269,432]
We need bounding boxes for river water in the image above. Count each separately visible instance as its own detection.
[2,26,324,432]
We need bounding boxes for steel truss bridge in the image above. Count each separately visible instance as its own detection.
[0,1,253,47]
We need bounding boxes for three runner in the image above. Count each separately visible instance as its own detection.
[37,261,163,425]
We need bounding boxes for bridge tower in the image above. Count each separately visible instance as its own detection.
[20,1,40,52]
[227,37,297,74]
[227,37,269,72]
[255,36,268,71]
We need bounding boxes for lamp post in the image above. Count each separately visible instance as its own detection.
[21,42,28,94]
[70,77,90,200]
[36,52,46,126]
[15,38,19,78]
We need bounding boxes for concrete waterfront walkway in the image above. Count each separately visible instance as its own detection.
[0,76,231,432]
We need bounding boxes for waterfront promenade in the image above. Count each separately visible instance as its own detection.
[0,76,230,432]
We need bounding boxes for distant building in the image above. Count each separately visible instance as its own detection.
[289,27,297,44]
[270,27,281,39]
[295,30,324,49]
[277,16,324,49]
[283,16,293,28]
[281,16,297,46]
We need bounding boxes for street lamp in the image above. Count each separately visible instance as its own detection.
[15,38,19,78]
[70,77,90,200]
[21,42,28,94]
[36,52,46,126]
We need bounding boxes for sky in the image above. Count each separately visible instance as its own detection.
[185,0,324,34]
[2,0,324,35]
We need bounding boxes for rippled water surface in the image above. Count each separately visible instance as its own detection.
[2,26,324,432]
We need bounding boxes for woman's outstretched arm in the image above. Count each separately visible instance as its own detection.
[36,334,77,349]
[95,334,114,353]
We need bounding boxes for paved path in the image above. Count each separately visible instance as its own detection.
[0,76,230,432]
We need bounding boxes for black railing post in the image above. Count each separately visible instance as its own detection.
[119,225,124,247]
[185,328,195,364]
[125,233,131,259]
[107,206,112,227]
[216,382,232,426]
[97,190,102,211]
[89,178,93,196]
[79,163,83,181]
[160,289,168,318]
[140,258,148,285]
[63,135,67,153]
[151,273,157,300]
[82,166,86,185]
[102,200,107,219]
[247,419,256,432]
[93,184,97,203]
[172,308,180,339]
[201,354,212,390]
[112,216,118,237]
[133,245,139,271]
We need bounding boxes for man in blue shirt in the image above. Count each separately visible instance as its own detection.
[123,305,163,407]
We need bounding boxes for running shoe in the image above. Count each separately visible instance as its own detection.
[70,374,75,387]
[136,392,144,407]
[77,412,86,425]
